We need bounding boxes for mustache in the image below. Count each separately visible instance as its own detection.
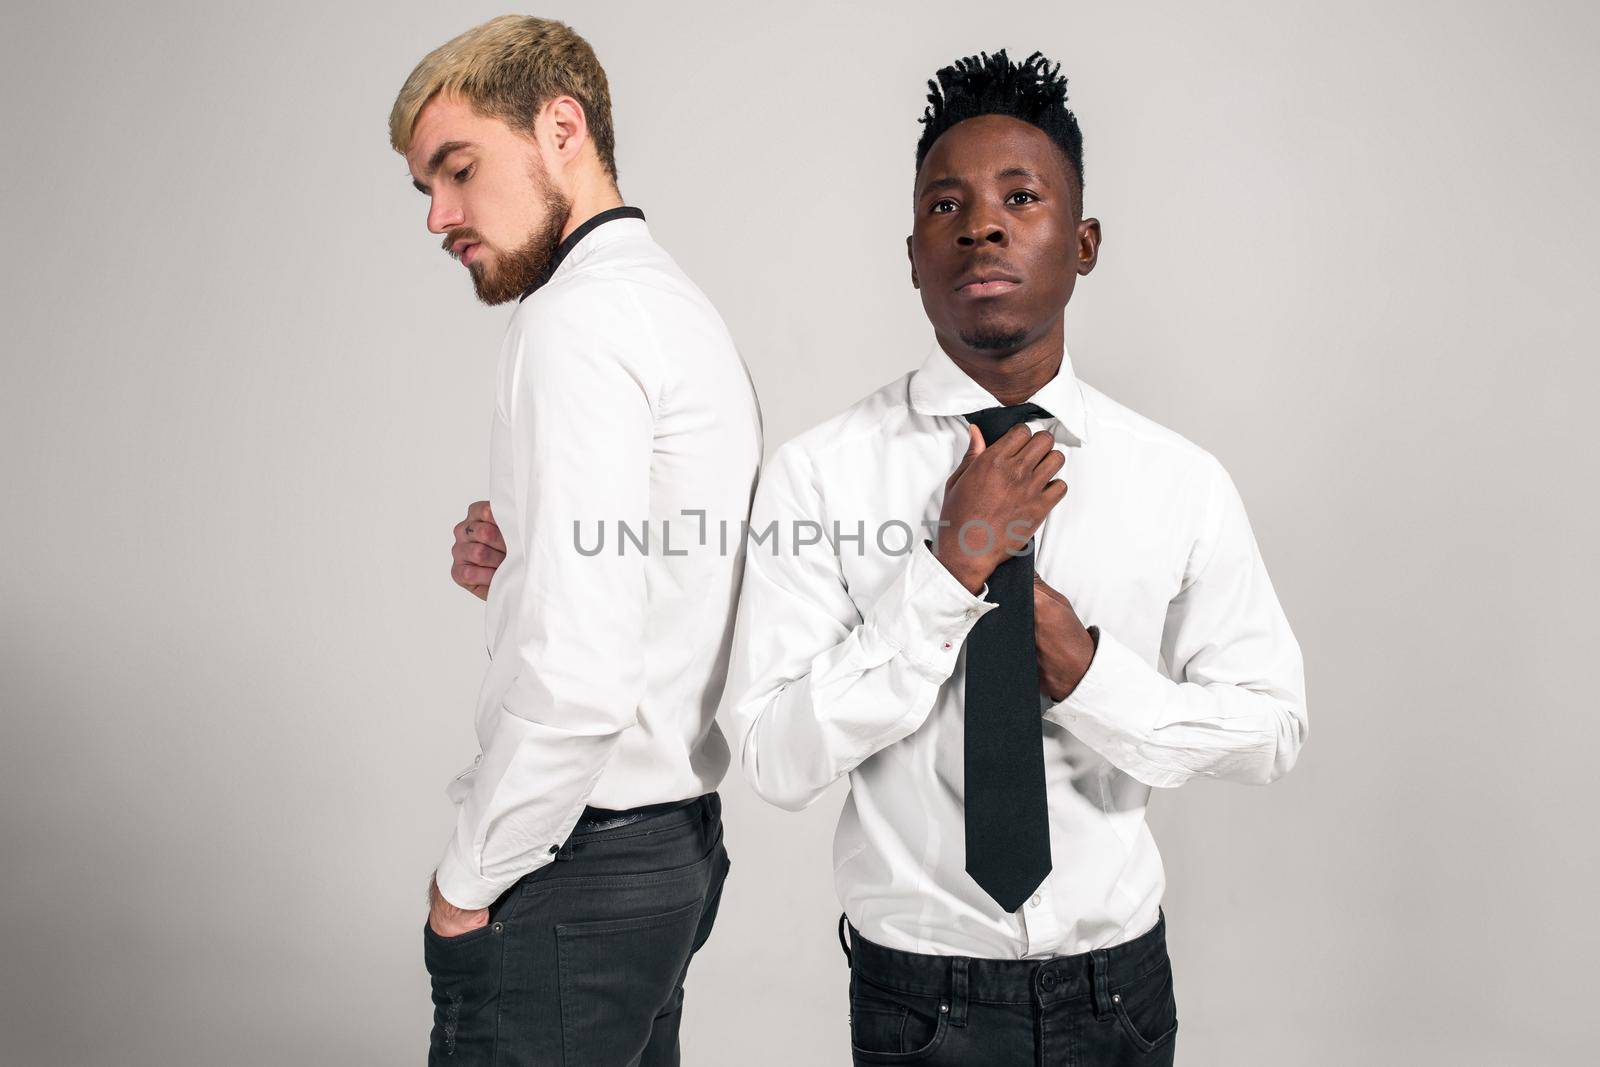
[962,256,1022,276]
[442,229,485,258]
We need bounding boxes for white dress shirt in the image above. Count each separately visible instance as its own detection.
[721,340,1306,958]
[435,212,764,909]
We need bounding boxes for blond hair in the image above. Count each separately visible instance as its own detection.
[389,15,617,181]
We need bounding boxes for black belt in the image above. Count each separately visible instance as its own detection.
[571,796,700,836]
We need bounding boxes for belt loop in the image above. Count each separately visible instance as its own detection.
[1089,948,1112,1019]
[947,956,970,1027]
[837,913,853,967]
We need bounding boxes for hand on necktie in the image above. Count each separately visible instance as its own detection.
[933,422,1068,594]
[1033,574,1096,701]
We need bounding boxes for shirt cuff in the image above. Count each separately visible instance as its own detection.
[434,831,550,911]
[864,540,997,680]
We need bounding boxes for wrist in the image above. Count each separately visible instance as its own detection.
[929,539,989,594]
[1057,624,1099,700]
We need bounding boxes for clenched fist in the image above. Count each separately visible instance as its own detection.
[1033,573,1096,701]
[452,500,505,600]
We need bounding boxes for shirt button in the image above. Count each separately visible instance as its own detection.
[942,641,952,650]
[1029,894,1041,907]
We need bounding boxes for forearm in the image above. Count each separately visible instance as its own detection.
[1044,624,1306,788]
[728,541,994,810]
[435,705,628,908]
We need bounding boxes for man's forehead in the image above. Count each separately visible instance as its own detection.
[917,117,1070,190]
[407,96,478,167]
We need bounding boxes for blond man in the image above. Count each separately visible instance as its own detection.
[389,16,763,1065]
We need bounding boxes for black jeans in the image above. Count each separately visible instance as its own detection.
[842,910,1177,1066]
[423,793,730,1066]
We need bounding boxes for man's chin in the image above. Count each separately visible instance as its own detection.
[469,262,523,306]
[958,325,1031,353]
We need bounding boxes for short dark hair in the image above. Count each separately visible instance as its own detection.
[915,49,1084,191]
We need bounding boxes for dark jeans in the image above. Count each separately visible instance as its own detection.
[842,909,1177,1066]
[423,793,730,1066]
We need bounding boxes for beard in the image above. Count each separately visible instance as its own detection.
[451,165,573,306]
[958,325,1031,352]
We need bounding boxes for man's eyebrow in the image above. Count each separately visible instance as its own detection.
[918,175,964,196]
[410,140,476,194]
[996,166,1047,183]
[917,166,1049,197]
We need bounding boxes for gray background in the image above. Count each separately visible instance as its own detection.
[2,1,1596,1063]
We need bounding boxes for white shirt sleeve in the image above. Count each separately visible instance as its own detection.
[719,444,997,812]
[434,288,657,909]
[1044,453,1308,788]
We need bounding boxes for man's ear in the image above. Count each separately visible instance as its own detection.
[1076,217,1102,276]
[906,235,920,290]
[541,95,589,166]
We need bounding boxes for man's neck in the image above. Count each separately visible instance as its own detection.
[942,318,1067,407]
[559,175,626,243]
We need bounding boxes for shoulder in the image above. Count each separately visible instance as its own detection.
[500,269,663,398]
[769,372,917,474]
[508,268,647,344]
[1080,379,1225,482]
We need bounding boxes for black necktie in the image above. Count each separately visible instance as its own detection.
[960,402,1054,913]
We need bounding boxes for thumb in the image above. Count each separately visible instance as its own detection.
[1033,572,1067,605]
[965,423,986,458]
[947,424,986,490]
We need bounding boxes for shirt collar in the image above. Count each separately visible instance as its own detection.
[908,339,1090,445]
[518,205,646,301]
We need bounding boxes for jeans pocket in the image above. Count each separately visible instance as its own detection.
[422,919,507,1063]
[689,846,731,956]
[555,898,706,1067]
[1111,959,1178,1053]
[848,981,950,1063]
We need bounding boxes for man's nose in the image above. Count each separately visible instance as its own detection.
[426,195,463,235]
[957,217,1007,248]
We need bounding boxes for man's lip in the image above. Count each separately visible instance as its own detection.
[459,242,481,265]
[955,273,1022,296]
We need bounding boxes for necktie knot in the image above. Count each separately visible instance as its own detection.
[962,403,1053,446]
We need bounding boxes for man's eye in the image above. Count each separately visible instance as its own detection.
[1007,191,1037,205]
[931,199,956,214]
[454,164,474,183]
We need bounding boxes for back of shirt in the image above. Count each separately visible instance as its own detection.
[435,216,763,908]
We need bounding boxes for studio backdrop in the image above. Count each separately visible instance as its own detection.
[1,1,1595,1064]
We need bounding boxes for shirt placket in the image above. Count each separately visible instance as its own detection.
[1018,875,1063,955]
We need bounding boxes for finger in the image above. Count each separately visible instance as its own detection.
[467,499,493,523]
[1016,428,1057,464]
[946,425,986,489]
[463,520,507,553]
[453,562,498,589]
[965,423,986,458]
[1031,445,1066,483]
[994,422,1035,455]
[454,541,505,568]
[469,584,489,601]
[1042,478,1069,509]
[1033,571,1068,605]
